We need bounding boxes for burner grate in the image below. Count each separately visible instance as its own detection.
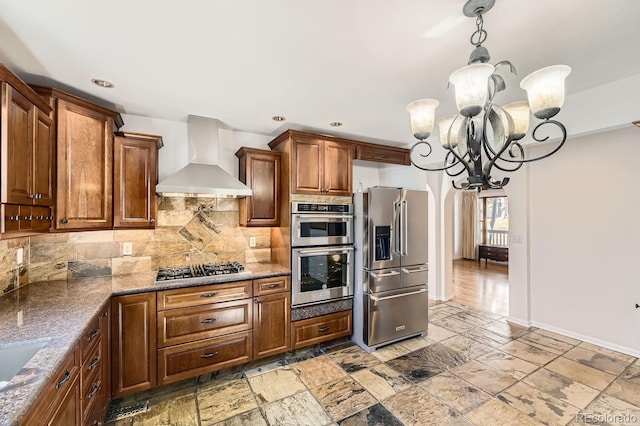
[156,262,245,281]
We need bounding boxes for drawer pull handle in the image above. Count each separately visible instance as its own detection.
[200,352,219,359]
[200,293,219,298]
[87,329,99,341]
[88,355,100,370]
[200,318,216,324]
[318,326,330,332]
[87,381,100,399]
[55,370,71,390]
[265,283,279,289]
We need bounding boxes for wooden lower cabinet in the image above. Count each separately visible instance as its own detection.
[157,331,252,385]
[291,310,353,350]
[111,293,157,399]
[22,346,81,425]
[253,292,290,360]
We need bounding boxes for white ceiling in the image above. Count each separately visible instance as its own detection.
[1,0,639,146]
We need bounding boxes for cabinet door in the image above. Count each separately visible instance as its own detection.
[47,374,81,426]
[292,135,323,194]
[324,140,353,196]
[56,99,113,230]
[33,107,55,206]
[2,84,34,205]
[253,292,290,360]
[113,136,157,228]
[111,293,157,398]
[239,150,280,226]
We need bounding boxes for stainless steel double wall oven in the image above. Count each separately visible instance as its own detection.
[291,202,354,306]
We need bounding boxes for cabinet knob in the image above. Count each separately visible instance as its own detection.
[9,215,19,221]
[23,215,33,221]
[61,218,69,224]
[150,218,156,224]
[254,299,260,304]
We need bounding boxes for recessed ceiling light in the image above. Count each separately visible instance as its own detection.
[91,78,114,88]
[272,116,286,122]
[329,122,343,127]
[633,120,640,127]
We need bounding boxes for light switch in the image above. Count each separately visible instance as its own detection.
[512,234,523,244]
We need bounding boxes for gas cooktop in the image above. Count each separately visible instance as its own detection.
[155,262,249,282]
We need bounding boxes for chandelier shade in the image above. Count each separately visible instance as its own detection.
[520,65,572,119]
[436,114,462,149]
[406,99,440,140]
[501,101,531,141]
[449,63,495,118]
[407,0,571,190]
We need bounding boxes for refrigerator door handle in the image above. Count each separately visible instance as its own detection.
[402,266,429,273]
[369,288,427,302]
[393,201,401,255]
[402,200,408,256]
[370,270,400,279]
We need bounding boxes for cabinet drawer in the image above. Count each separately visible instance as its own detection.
[81,335,103,392]
[2,204,20,233]
[157,299,252,348]
[253,275,290,296]
[158,281,252,310]
[291,310,352,350]
[355,144,410,165]
[157,331,252,385]
[81,361,103,423]
[80,315,103,362]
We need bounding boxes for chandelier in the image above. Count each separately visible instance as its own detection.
[407,0,571,190]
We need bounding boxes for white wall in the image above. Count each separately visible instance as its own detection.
[121,114,273,181]
[526,126,640,355]
[353,160,381,191]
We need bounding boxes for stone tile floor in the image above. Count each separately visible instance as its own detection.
[108,301,640,425]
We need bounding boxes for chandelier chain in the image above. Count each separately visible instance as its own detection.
[470,13,487,46]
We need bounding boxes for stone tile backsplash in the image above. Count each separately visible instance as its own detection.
[0,197,272,293]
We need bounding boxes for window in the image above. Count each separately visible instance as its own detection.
[479,196,508,246]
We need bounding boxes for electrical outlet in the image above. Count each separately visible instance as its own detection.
[122,242,133,256]
[17,310,23,327]
[16,248,23,265]
[249,237,257,248]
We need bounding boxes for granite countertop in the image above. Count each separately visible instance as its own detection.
[0,262,290,425]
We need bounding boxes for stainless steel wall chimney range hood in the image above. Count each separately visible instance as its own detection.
[155,115,252,198]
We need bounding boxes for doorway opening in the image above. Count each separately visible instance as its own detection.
[449,189,509,316]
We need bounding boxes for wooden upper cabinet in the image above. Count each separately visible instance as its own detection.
[235,147,281,227]
[31,85,123,231]
[114,132,162,228]
[1,80,54,208]
[324,140,353,195]
[290,133,353,196]
[355,143,410,166]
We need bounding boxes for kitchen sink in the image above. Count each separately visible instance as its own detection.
[0,341,47,390]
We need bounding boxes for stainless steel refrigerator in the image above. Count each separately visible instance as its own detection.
[353,187,429,350]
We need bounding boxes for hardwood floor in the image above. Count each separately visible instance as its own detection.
[452,259,509,317]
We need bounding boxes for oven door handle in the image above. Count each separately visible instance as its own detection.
[369,288,427,302]
[293,214,353,221]
[297,247,355,254]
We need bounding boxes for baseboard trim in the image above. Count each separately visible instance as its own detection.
[506,316,532,328]
[530,320,640,358]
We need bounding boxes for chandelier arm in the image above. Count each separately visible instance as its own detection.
[410,140,464,172]
[495,119,568,164]
[444,152,468,177]
[491,145,525,172]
